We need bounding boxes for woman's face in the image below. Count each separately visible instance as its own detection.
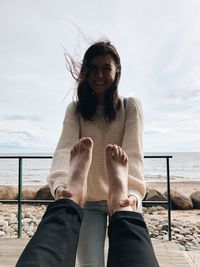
[87,54,117,96]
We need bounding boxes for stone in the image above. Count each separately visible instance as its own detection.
[190,191,200,209]
[156,206,166,211]
[161,224,168,231]
[165,189,193,210]
[143,189,168,208]
[22,188,37,200]
[22,218,32,224]
[0,221,8,228]
[27,231,34,237]
[0,231,6,237]
[36,184,54,200]
[0,186,18,200]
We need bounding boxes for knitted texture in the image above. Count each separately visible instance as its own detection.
[48,97,146,207]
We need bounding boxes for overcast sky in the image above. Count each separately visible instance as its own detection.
[1,0,200,153]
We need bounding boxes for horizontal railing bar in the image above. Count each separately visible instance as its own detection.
[0,200,169,205]
[142,201,168,204]
[0,200,54,204]
[0,156,52,159]
[0,155,172,159]
[144,156,172,158]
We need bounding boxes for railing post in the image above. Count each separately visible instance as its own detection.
[17,157,22,238]
[166,157,172,241]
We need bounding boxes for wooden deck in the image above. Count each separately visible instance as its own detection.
[0,238,199,267]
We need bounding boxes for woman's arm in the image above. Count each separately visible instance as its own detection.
[48,102,80,198]
[122,97,146,210]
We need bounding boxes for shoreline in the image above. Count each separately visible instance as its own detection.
[147,181,200,197]
[0,181,200,197]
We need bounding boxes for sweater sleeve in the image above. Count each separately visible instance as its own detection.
[122,97,146,208]
[47,102,80,198]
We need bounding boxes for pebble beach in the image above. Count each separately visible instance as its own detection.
[0,181,200,252]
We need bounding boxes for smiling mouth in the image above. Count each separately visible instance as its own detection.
[94,82,105,86]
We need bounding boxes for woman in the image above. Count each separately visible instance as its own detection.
[48,41,146,267]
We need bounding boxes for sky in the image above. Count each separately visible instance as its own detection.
[0,0,200,153]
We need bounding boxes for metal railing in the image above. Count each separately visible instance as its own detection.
[0,155,172,240]
[143,155,172,240]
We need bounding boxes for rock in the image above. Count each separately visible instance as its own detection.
[22,218,32,224]
[161,224,168,231]
[22,188,37,200]
[165,189,193,210]
[142,207,148,213]
[143,189,168,208]
[0,231,6,237]
[36,185,54,200]
[156,206,166,211]
[27,231,34,237]
[0,221,8,228]
[190,191,200,209]
[0,186,18,200]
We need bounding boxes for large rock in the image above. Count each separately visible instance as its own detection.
[190,191,200,209]
[165,189,193,210]
[143,188,168,208]
[36,184,54,200]
[0,186,18,200]
[22,188,37,200]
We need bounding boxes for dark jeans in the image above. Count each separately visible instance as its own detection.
[16,199,159,267]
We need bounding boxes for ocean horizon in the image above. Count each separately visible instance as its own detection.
[0,152,199,185]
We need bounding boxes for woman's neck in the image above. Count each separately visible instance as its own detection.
[96,94,105,105]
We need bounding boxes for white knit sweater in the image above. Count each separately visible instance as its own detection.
[48,97,146,209]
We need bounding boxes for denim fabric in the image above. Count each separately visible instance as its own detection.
[76,201,109,267]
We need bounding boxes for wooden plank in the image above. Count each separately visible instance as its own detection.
[0,238,197,267]
[152,240,192,267]
[183,251,200,267]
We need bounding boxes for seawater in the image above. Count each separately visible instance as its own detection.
[0,152,199,185]
[144,152,200,182]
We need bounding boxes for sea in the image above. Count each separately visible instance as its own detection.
[0,152,199,186]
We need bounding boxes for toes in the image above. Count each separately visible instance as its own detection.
[79,138,86,151]
[105,144,113,157]
[121,151,128,164]
[118,146,123,158]
[111,145,118,159]
[70,137,93,157]
[106,144,127,162]
[84,137,93,148]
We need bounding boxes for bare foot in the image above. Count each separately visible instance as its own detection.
[105,144,132,214]
[56,137,93,207]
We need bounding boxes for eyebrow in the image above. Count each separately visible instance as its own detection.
[89,63,113,67]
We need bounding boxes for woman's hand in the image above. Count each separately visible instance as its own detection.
[55,186,73,200]
[119,195,138,211]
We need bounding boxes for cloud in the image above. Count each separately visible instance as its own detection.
[0,129,53,153]
[0,129,34,142]
[144,128,172,135]
[2,115,42,122]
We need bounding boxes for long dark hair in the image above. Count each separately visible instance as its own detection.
[65,41,122,121]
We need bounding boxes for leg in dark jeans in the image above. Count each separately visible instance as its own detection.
[16,198,83,267]
[16,137,93,267]
[107,211,160,267]
[105,144,159,267]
